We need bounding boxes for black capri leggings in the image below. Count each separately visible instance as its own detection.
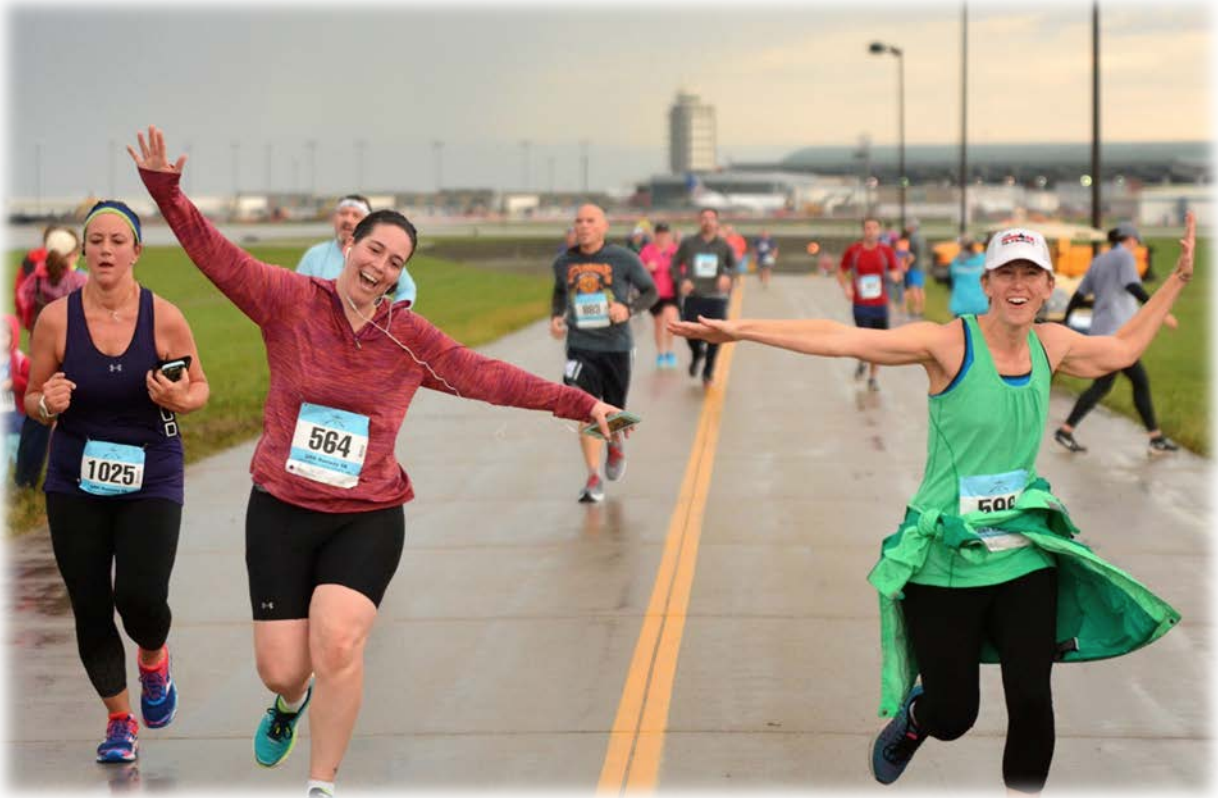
[1065,359,1157,431]
[901,567,1058,793]
[46,492,182,699]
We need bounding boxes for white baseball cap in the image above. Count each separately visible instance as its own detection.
[984,228,1053,273]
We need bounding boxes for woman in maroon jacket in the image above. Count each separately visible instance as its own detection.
[130,127,616,798]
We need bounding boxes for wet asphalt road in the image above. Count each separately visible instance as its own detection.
[4,273,1210,795]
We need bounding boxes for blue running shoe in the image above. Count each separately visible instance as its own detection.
[138,647,177,729]
[665,352,679,368]
[254,683,312,767]
[96,713,139,763]
[870,684,926,785]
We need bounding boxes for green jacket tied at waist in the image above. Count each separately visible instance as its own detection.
[867,477,1180,718]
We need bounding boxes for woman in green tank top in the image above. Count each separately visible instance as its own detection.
[670,217,1195,794]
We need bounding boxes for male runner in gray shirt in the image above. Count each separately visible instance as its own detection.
[671,207,736,387]
[551,204,657,502]
[1054,222,1180,454]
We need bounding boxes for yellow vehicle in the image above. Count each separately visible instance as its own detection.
[933,222,1153,327]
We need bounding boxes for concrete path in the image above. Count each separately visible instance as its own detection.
[4,273,1209,795]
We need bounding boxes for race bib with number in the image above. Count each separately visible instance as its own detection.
[857,274,883,300]
[960,469,1031,552]
[80,440,145,496]
[693,253,719,279]
[286,403,369,489]
[573,291,611,329]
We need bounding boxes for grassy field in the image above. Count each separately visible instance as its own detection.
[920,234,1209,455]
[5,244,552,535]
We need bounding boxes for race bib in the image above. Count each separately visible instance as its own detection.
[693,253,719,279]
[80,440,145,496]
[960,469,1031,552]
[857,274,883,300]
[761,254,776,266]
[573,292,611,329]
[286,403,369,489]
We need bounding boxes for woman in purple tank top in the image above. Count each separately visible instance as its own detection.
[24,200,210,765]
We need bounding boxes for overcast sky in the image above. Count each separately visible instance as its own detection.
[4,0,1212,199]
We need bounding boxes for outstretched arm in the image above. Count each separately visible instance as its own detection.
[129,125,301,326]
[669,314,950,368]
[1041,213,1196,378]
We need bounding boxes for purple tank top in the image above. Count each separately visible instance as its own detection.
[45,287,185,503]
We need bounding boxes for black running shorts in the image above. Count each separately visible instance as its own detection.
[563,347,632,409]
[245,486,405,621]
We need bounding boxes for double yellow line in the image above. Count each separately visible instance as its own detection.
[597,285,745,794]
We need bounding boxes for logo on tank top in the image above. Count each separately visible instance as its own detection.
[109,363,123,373]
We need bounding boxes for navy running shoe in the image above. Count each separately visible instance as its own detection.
[96,713,139,763]
[138,647,177,729]
[870,684,926,785]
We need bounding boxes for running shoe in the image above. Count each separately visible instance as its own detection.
[605,440,626,481]
[578,474,605,503]
[688,352,704,378]
[97,712,139,764]
[869,684,925,785]
[656,354,666,369]
[1053,429,1087,453]
[308,788,335,798]
[854,362,867,381]
[1148,435,1180,454]
[254,683,312,768]
[138,646,177,729]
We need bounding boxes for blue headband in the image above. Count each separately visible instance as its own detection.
[84,201,142,244]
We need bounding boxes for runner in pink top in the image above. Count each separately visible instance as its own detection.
[130,126,618,797]
[638,222,680,368]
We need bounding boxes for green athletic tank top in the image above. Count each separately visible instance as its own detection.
[907,315,1056,587]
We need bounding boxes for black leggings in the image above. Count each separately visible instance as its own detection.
[1065,359,1157,431]
[682,296,729,378]
[902,567,1057,793]
[46,492,182,699]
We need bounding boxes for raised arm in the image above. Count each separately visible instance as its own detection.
[129,125,301,326]
[1039,213,1196,378]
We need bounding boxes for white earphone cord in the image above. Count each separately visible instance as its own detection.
[342,292,580,436]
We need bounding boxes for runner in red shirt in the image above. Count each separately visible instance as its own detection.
[838,217,901,391]
[130,126,617,798]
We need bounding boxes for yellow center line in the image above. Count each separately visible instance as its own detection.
[597,283,746,795]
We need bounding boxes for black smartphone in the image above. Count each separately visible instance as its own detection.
[156,355,193,383]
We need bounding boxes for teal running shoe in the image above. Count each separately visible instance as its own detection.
[253,683,312,767]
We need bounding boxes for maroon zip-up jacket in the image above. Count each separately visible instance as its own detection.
[141,168,596,513]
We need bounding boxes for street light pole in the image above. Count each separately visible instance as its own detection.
[959,2,968,237]
[869,41,906,230]
[1091,1,1102,233]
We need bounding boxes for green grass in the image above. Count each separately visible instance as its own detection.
[921,236,1209,455]
[6,244,551,535]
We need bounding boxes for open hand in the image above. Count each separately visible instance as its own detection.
[127,125,188,174]
[668,316,739,345]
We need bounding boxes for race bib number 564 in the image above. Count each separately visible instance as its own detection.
[286,403,369,489]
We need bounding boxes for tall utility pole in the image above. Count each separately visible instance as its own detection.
[959,3,969,237]
[869,41,906,230]
[1091,1,1102,232]
[432,140,444,191]
[580,139,589,193]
